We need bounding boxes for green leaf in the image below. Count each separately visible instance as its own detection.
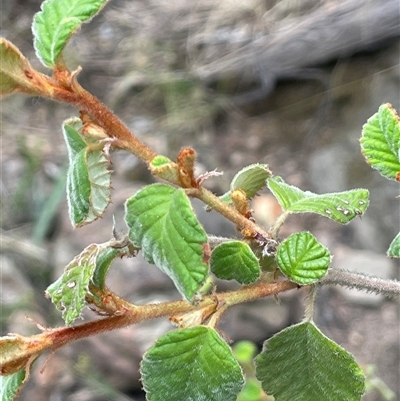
[63,118,111,228]
[141,326,244,401]
[220,163,271,203]
[255,321,365,401]
[0,39,39,95]
[361,103,400,181]
[232,340,258,364]
[237,378,265,401]
[387,231,400,258]
[32,0,110,68]
[211,241,260,284]
[0,369,27,401]
[125,184,209,301]
[276,232,330,284]
[91,247,120,289]
[46,243,101,325]
[267,177,369,224]
[149,155,180,183]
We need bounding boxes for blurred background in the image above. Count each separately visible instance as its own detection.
[1,0,399,400]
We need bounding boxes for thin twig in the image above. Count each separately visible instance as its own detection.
[320,268,400,298]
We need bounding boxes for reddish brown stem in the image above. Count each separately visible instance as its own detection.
[18,280,298,359]
[55,86,156,163]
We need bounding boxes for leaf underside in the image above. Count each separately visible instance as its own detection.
[63,118,111,228]
[211,241,260,284]
[0,39,38,95]
[220,163,271,204]
[46,244,100,325]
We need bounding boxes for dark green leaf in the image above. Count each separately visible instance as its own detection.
[361,103,400,181]
[276,232,330,284]
[32,0,110,68]
[255,321,365,401]
[125,184,209,301]
[268,177,369,224]
[211,241,260,284]
[141,326,244,401]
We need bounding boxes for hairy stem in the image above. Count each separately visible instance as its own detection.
[321,268,400,298]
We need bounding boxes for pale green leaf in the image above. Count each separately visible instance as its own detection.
[32,0,110,68]
[361,103,400,181]
[267,177,369,224]
[255,321,365,401]
[46,243,101,325]
[125,184,209,301]
[91,247,120,289]
[220,163,271,204]
[0,369,27,401]
[211,241,260,284]
[149,155,180,183]
[232,340,258,364]
[276,232,330,284]
[387,231,400,258]
[141,326,244,401]
[0,39,38,95]
[63,118,111,227]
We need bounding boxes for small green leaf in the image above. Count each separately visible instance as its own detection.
[91,247,120,289]
[149,155,180,183]
[0,369,27,401]
[0,39,38,95]
[268,177,369,224]
[220,163,271,204]
[361,104,400,181]
[125,184,209,301]
[232,340,258,364]
[237,378,265,401]
[276,232,330,284]
[32,0,110,68]
[46,243,101,325]
[63,118,111,227]
[211,241,260,284]
[141,326,244,401]
[255,321,365,401]
[387,231,400,258]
